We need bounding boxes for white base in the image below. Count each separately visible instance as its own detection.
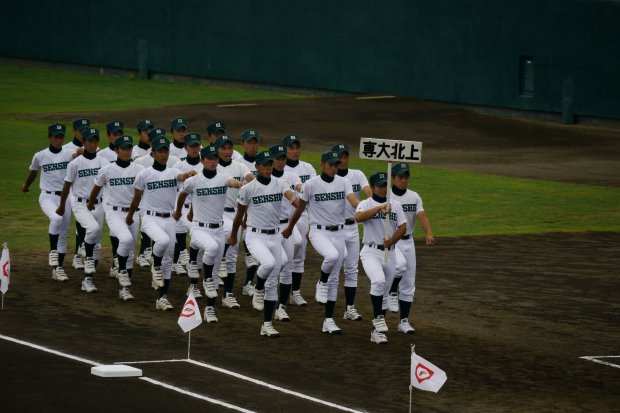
[91,364,143,378]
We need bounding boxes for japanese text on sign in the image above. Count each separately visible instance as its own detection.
[358,137,422,163]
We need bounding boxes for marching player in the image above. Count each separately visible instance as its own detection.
[56,128,108,292]
[22,123,74,281]
[169,116,188,161]
[228,150,299,337]
[354,172,407,344]
[99,121,123,163]
[283,134,316,306]
[174,144,243,323]
[333,143,371,321]
[387,163,435,333]
[134,128,182,168]
[88,135,144,301]
[125,136,196,311]
[206,121,242,160]
[132,119,154,160]
[283,150,359,334]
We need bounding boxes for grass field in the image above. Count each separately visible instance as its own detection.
[1,63,619,249]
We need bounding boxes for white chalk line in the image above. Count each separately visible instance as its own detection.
[355,95,395,100]
[118,357,366,413]
[0,334,251,412]
[580,355,620,369]
[217,103,257,107]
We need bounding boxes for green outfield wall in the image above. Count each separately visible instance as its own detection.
[2,0,619,119]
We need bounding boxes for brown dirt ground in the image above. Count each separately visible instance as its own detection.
[2,97,620,412]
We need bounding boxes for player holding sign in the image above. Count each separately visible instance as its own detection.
[355,172,407,344]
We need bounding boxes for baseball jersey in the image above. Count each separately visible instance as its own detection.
[232,149,242,161]
[300,175,353,226]
[339,169,369,219]
[217,160,251,209]
[182,171,231,223]
[390,188,425,235]
[131,142,150,160]
[63,138,82,153]
[356,198,407,244]
[134,154,181,168]
[98,145,117,163]
[272,170,301,220]
[29,146,74,192]
[177,158,203,205]
[237,155,258,177]
[285,160,317,184]
[64,153,108,199]
[133,166,183,213]
[94,161,145,207]
[237,177,292,229]
[170,141,188,161]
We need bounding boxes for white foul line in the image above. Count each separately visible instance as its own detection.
[580,356,620,369]
[355,95,395,100]
[216,103,257,108]
[0,333,101,366]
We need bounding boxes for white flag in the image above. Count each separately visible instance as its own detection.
[410,349,447,393]
[0,243,10,294]
[177,289,202,333]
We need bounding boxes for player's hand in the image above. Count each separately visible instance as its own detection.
[73,148,84,159]
[187,210,193,222]
[290,197,300,208]
[384,237,395,248]
[172,210,181,221]
[281,226,292,239]
[228,235,237,246]
[381,203,391,214]
[188,170,197,177]
[55,206,64,216]
[87,202,95,211]
[126,215,134,226]
[425,234,436,246]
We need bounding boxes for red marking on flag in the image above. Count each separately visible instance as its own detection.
[2,261,9,277]
[180,299,197,318]
[415,363,435,383]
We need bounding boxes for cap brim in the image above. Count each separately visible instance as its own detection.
[172,124,188,130]
[108,128,123,134]
[373,179,388,186]
[84,135,99,140]
[117,143,133,149]
[50,132,65,137]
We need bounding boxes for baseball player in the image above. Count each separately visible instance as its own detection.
[133,119,154,269]
[134,128,182,168]
[228,150,298,337]
[22,123,74,281]
[88,135,144,301]
[99,121,123,163]
[387,163,435,333]
[125,136,196,311]
[333,143,372,321]
[172,132,203,276]
[283,134,317,306]
[355,172,407,344]
[236,129,260,297]
[283,150,359,334]
[269,144,303,322]
[169,117,188,161]
[206,121,242,160]
[64,118,90,270]
[56,128,108,292]
[174,144,243,323]
[216,135,255,297]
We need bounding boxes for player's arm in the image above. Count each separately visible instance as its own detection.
[294,182,303,192]
[126,189,143,225]
[22,170,38,193]
[176,170,197,181]
[173,191,189,221]
[244,172,255,182]
[228,203,248,246]
[362,185,372,198]
[416,211,435,246]
[226,177,243,189]
[385,223,406,248]
[346,193,360,209]
[282,198,307,238]
[55,181,72,216]
[283,188,299,208]
[87,185,103,211]
[355,202,389,223]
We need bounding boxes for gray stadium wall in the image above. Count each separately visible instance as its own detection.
[2,0,619,119]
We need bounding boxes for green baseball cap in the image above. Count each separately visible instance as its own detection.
[72,118,90,130]
[269,144,286,158]
[184,132,201,147]
[207,121,226,135]
[282,134,300,147]
[321,150,340,165]
[115,135,134,149]
[391,163,410,176]
[255,150,273,165]
[151,137,170,150]
[137,119,154,133]
[48,123,66,137]
[170,117,188,131]
[369,172,388,186]
[82,128,100,141]
[215,135,234,148]
[332,143,349,155]
[241,129,260,142]
[147,128,166,142]
[200,145,218,159]
[106,121,124,134]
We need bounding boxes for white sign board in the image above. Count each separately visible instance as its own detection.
[359,137,422,163]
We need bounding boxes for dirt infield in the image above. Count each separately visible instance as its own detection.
[2,97,620,412]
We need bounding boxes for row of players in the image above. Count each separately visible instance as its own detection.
[23,118,434,344]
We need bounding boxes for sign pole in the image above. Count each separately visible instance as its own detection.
[384,161,393,262]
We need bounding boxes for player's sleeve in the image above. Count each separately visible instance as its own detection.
[355,199,369,214]
[358,171,369,189]
[278,179,293,195]
[93,165,108,187]
[64,159,78,183]
[414,192,425,214]
[239,163,251,182]
[29,152,41,171]
[344,179,354,197]
[393,201,407,227]
[299,178,313,202]
[133,169,146,191]
[182,175,195,195]
[237,184,250,206]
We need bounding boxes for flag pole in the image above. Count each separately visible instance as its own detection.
[409,344,415,413]
[1,293,4,310]
[384,161,393,262]
[187,330,192,360]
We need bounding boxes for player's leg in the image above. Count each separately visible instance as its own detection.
[71,200,101,292]
[172,216,188,275]
[275,231,294,321]
[360,246,389,343]
[291,214,309,304]
[194,228,225,322]
[389,245,408,313]
[396,239,416,333]
[108,209,136,300]
[40,193,69,280]
[343,225,362,320]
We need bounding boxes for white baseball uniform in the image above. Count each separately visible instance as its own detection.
[134,154,181,168]
[273,169,302,285]
[170,141,188,161]
[97,145,117,163]
[176,158,203,232]
[131,142,150,160]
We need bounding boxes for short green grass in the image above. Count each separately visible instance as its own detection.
[1,63,618,249]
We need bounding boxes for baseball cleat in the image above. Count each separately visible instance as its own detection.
[84,258,96,275]
[48,250,59,267]
[72,254,84,270]
[274,305,291,322]
[81,277,97,293]
[202,278,218,298]
[252,288,265,311]
[343,305,363,321]
[136,254,150,268]
[187,261,200,279]
[398,318,416,334]
[218,259,227,279]
[204,306,218,323]
[155,295,173,311]
[260,321,280,338]
[172,262,187,275]
[109,257,119,278]
[370,329,388,344]
[145,247,153,265]
[51,267,69,282]
[372,315,389,333]
[187,284,203,299]
[242,281,255,297]
[116,270,131,287]
[151,266,164,289]
[179,249,190,265]
[315,281,328,304]
[222,293,241,309]
[322,318,342,335]
[77,244,86,258]
[387,292,399,313]
[290,290,308,306]
[119,287,135,301]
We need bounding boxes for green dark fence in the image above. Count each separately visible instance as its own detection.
[3,0,619,119]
